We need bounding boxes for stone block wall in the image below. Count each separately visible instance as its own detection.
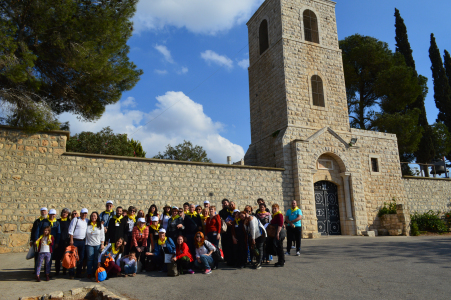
[0,126,285,253]
[403,177,451,214]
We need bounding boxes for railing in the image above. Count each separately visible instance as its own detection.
[400,162,450,178]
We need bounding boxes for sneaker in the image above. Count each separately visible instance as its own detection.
[36,275,41,282]
[274,263,285,267]
[254,263,262,270]
[204,269,212,275]
[291,245,296,249]
[285,251,290,255]
[187,269,195,274]
[296,251,301,256]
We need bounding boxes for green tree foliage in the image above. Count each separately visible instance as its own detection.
[444,50,451,90]
[430,122,451,159]
[395,8,435,172]
[0,0,143,132]
[130,138,146,158]
[340,34,423,159]
[154,141,212,163]
[66,127,145,157]
[429,34,451,133]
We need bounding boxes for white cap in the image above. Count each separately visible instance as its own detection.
[204,200,210,204]
[151,216,159,222]
[49,209,56,215]
[159,228,166,233]
[41,207,48,211]
[106,200,113,205]
[138,218,146,223]
[81,208,88,214]
[233,209,240,213]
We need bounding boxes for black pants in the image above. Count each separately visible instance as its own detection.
[232,237,247,267]
[276,237,285,265]
[207,232,220,248]
[221,231,233,265]
[287,226,302,252]
[131,242,146,265]
[185,233,195,258]
[253,235,266,265]
[176,256,192,271]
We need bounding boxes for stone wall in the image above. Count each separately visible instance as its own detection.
[0,126,284,253]
[403,177,451,214]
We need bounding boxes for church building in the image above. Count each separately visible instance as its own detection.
[244,0,407,237]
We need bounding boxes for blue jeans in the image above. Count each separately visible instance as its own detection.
[194,254,214,270]
[124,264,137,274]
[86,245,101,275]
[69,240,85,276]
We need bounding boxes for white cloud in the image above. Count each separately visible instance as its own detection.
[154,44,174,64]
[133,0,263,35]
[201,50,233,69]
[177,67,189,75]
[122,97,137,108]
[238,58,249,69]
[154,69,168,75]
[58,92,245,164]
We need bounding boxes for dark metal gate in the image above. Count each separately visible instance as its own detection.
[314,181,341,235]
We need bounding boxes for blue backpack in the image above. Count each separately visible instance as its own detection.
[96,267,107,282]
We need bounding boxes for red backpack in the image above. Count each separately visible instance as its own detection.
[62,245,79,269]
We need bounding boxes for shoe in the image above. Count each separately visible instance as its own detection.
[274,263,284,267]
[45,274,50,281]
[254,263,262,269]
[63,270,67,275]
[75,274,84,278]
[291,245,296,249]
[212,266,217,270]
[69,276,74,280]
[296,251,301,256]
[204,269,212,275]
[187,269,195,274]
[36,275,41,282]
[285,251,290,255]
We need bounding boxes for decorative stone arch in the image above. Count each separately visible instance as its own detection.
[307,70,328,111]
[310,148,350,173]
[299,6,322,44]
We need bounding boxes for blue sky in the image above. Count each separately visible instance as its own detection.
[60,0,451,163]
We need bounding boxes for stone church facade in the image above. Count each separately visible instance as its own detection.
[244,0,407,236]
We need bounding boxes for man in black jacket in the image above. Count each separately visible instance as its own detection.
[183,203,203,256]
[218,199,234,265]
[105,206,127,246]
[30,207,48,273]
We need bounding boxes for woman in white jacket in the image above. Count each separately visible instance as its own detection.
[242,211,267,270]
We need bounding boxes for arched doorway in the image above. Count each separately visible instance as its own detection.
[314,181,341,235]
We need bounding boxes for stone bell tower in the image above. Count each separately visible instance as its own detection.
[245,0,349,168]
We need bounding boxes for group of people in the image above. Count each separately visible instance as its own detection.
[30,198,303,282]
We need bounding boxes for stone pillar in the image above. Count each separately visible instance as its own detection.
[340,172,353,220]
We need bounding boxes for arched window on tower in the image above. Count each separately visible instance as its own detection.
[303,10,319,44]
[311,75,325,107]
[259,20,269,55]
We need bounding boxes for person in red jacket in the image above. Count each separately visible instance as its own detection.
[205,206,221,248]
[35,226,54,282]
[172,235,194,274]
[131,218,149,269]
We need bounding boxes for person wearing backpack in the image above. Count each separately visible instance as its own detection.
[98,237,125,277]
[205,206,221,248]
[68,208,88,279]
[243,210,267,269]
[55,208,71,276]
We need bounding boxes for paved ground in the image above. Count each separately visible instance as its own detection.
[1,236,450,300]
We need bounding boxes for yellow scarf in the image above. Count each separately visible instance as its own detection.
[90,222,97,232]
[201,215,208,222]
[113,215,123,224]
[185,211,198,217]
[158,237,167,246]
[235,218,241,226]
[272,211,282,218]
[227,209,233,215]
[150,224,160,232]
[60,218,67,221]
[138,225,147,233]
[39,216,48,221]
[290,207,300,213]
[128,215,136,223]
[148,212,154,217]
[36,235,52,247]
[171,215,180,221]
[104,210,113,215]
[48,218,56,227]
[111,243,119,255]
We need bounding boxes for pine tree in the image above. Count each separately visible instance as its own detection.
[429,34,451,133]
[444,50,451,90]
[395,8,434,174]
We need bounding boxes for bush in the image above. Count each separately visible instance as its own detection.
[377,198,397,217]
[410,221,420,236]
[410,210,448,232]
[445,211,451,228]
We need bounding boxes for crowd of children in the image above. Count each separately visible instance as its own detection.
[29,198,303,281]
